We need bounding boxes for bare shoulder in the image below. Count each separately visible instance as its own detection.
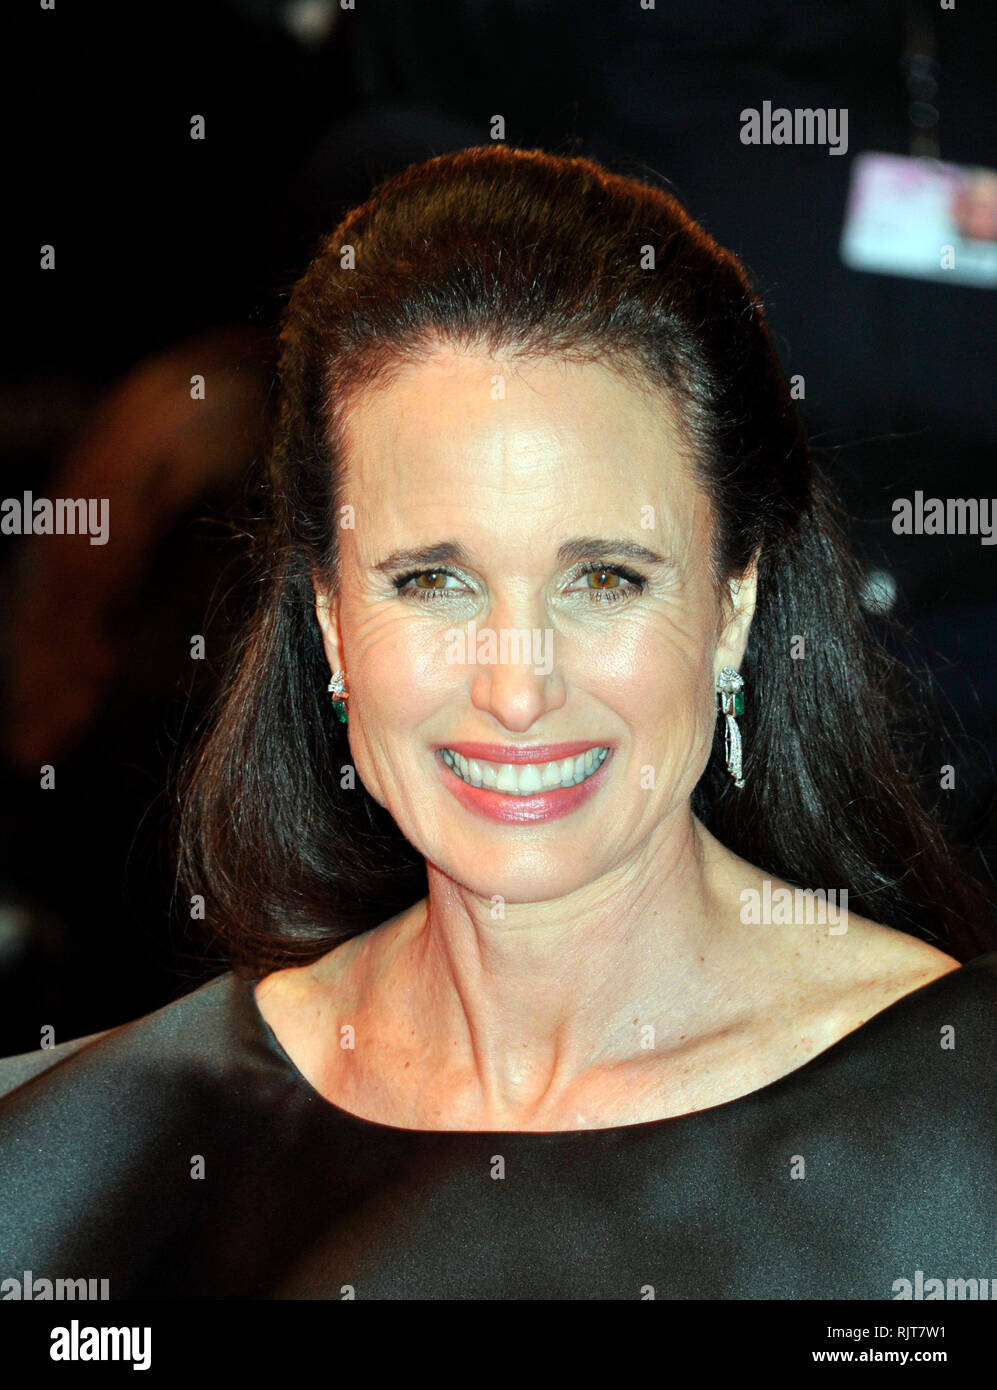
[806,913,962,1031]
[253,903,424,1049]
[712,911,967,1099]
[708,833,963,1027]
[254,933,366,1032]
[846,914,960,982]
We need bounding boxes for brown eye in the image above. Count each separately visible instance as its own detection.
[570,562,646,604]
[394,568,467,601]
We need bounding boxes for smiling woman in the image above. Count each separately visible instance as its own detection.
[1,145,995,1301]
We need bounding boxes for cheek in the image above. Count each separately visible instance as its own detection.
[617,596,718,694]
[616,604,720,770]
[336,609,440,810]
[342,603,447,712]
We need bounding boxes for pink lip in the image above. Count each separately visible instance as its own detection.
[435,745,614,824]
[436,741,609,764]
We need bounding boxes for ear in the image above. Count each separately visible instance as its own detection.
[715,550,759,677]
[312,568,343,676]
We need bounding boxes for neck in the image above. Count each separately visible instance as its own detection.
[371,810,760,1120]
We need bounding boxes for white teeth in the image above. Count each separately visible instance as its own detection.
[494,762,518,793]
[516,763,543,793]
[441,747,610,795]
[540,760,562,790]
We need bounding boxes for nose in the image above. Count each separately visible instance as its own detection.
[466,594,567,732]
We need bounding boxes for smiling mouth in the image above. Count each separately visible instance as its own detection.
[440,746,610,795]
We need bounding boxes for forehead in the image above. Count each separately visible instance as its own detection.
[336,348,705,547]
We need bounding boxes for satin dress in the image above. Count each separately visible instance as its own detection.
[1,953,995,1299]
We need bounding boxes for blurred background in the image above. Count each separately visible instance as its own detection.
[2,0,995,1053]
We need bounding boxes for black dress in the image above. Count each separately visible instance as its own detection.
[1,953,995,1300]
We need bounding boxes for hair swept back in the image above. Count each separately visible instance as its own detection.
[176,144,994,974]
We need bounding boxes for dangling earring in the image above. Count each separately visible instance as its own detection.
[327,671,350,724]
[716,665,745,788]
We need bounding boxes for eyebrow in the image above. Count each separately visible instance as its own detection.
[372,537,671,573]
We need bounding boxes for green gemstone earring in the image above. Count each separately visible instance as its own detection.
[716,665,745,788]
[327,671,350,725]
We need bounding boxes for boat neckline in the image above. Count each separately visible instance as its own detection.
[244,953,990,1139]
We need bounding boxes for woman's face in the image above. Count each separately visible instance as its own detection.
[315,347,756,905]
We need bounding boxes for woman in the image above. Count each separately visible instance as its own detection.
[1,146,994,1300]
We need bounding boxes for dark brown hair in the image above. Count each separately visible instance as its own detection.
[176,144,994,973]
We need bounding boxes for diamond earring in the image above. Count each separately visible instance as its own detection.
[327,671,350,725]
[716,665,745,788]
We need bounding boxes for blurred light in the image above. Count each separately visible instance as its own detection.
[282,0,337,47]
[0,904,33,966]
[909,101,940,130]
[860,568,899,616]
[907,74,938,102]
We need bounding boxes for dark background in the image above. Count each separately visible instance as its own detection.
[2,0,995,1054]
